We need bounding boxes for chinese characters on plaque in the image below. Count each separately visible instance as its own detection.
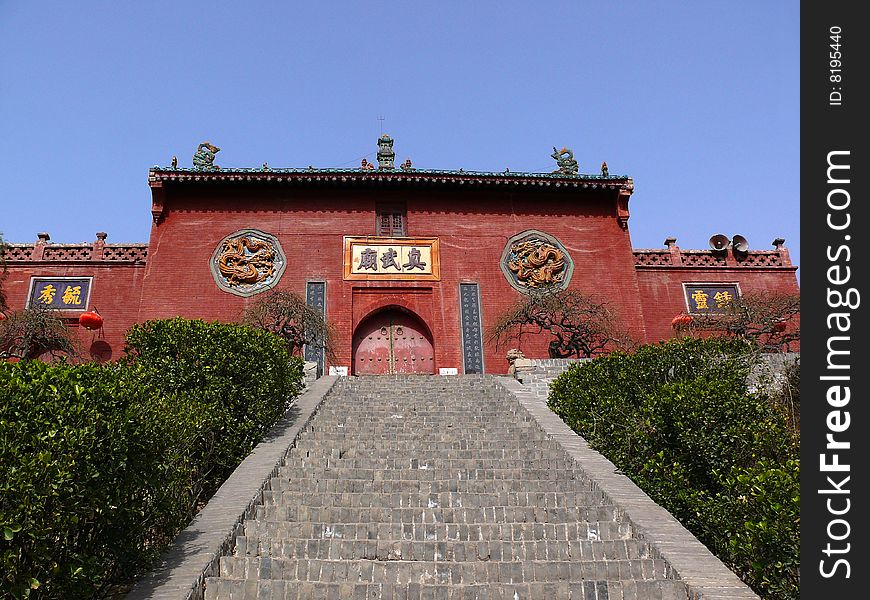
[683,284,739,314]
[27,278,92,310]
[344,238,440,281]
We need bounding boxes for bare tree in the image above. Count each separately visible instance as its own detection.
[489,289,634,358]
[674,292,800,352]
[242,289,335,359]
[0,303,78,360]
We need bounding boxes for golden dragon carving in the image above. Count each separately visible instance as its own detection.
[508,240,565,288]
[217,236,276,286]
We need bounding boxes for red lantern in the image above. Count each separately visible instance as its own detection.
[671,314,693,328]
[79,310,104,330]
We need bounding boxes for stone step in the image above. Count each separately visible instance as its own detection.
[314,407,530,413]
[315,402,520,409]
[300,425,545,435]
[300,428,544,442]
[302,423,545,431]
[217,556,675,585]
[307,407,531,414]
[326,393,508,398]
[287,440,567,453]
[259,491,611,510]
[239,520,633,544]
[253,504,622,525]
[267,478,604,495]
[285,451,575,463]
[276,467,592,482]
[320,415,526,419]
[300,428,544,437]
[281,457,580,471]
[241,537,655,563]
[300,433,551,443]
[325,400,516,404]
[203,578,690,600]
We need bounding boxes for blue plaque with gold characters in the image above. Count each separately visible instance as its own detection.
[683,283,740,314]
[27,277,92,310]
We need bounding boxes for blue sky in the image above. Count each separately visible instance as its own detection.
[0,1,799,275]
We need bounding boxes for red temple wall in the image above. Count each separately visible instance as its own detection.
[2,260,145,362]
[138,184,644,374]
[635,263,800,344]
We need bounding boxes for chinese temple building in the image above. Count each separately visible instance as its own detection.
[2,138,799,374]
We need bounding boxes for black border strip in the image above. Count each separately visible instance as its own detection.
[801,3,867,595]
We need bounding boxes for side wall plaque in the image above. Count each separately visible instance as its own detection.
[500,230,574,292]
[683,283,741,314]
[210,229,286,297]
[304,281,327,377]
[26,277,93,310]
[343,237,441,281]
[459,283,484,374]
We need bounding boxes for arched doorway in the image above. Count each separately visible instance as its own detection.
[352,307,435,375]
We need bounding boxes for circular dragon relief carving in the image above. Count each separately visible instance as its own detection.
[500,230,574,292]
[210,229,286,297]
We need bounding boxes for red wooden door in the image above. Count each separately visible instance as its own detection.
[390,312,434,374]
[353,310,434,375]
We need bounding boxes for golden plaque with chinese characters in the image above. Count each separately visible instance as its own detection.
[343,237,441,281]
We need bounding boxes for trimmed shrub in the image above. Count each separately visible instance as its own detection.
[1,318,304,599]
[121,317,305,510]
[0,361,164,598]
[547,338,799,600]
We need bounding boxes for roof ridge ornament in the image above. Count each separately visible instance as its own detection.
[377,134,395,170]
[193,141,221,170]
[551,146,579,176]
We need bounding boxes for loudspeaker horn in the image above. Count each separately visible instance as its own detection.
[731,234,749,253]
[709,234,730,252]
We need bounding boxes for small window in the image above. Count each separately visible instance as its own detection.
[376,204,406,237]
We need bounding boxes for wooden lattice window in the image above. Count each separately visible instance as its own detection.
[376,204,406,237]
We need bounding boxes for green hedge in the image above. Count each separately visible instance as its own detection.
[0,318,303,599]
[1,362,157,598]
[547,338,799,600]
[122,318,304,502]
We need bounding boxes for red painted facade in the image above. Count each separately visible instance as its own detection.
[3,167,799,372]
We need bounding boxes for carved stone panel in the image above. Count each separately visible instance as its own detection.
[459,283,485,374]
[210,229,286,297]
[304,281,327,377]
[500,230,574,292]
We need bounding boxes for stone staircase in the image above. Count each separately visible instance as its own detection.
[204,375,689,599]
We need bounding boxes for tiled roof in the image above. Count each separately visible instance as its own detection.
[148,166,633,192]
